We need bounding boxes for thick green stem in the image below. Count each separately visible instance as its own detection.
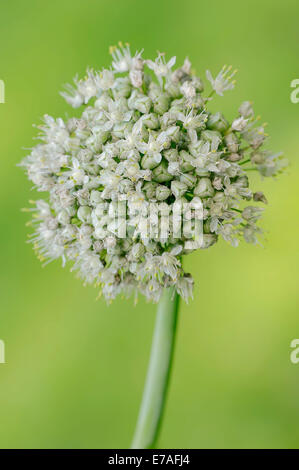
[131,287,180,449]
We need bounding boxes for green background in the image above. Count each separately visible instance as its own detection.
[0,0,298,449]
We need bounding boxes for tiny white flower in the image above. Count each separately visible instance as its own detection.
[130,69,143,88]
[206,65,237,96]
[180,81,196,100]
[239,101,254,118]
[147,53,176,84]
[110,43,143,73]
[232,116,248,131]
[96,69,115,90]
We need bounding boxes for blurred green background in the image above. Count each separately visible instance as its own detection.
[0,0,299,449]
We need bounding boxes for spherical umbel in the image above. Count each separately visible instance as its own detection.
[20,43,286,303]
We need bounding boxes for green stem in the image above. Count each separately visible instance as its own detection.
[239,158,251,166]
[131,287,180,449]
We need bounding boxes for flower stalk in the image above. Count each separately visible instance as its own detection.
[131,287,180,449]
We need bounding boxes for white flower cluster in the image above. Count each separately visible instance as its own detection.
[21,43,286,303]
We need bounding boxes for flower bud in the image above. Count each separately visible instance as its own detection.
[131,242,145,259]
[113,122,132,139]
[143,181,158,199]
[251,151,266,164]
[232,117,248,131]
[180,81,196,100]
[165,81,181,98]
[95,94,111,110]
[97,69,115,90]
[80,224,93,237]
[94,226,106,239]
[112,77,131,99]
[93,240,104,252]
[77,205,92,223]
[104,236,116,249]
[67,117,80,133]
[154,95,171,115]
[57,209,70,225]
[228,153,242,162]
[128,90,151,114]
[201,234,217,249]
[203,219,211,233]
[212,177,223,190]
[192,76,204,92]
[46,217,58,230]
[249,127,266,149]
[130,70,143,88]
[118,179,134,194]
[194,178,215,197]
[142,113,159,129]
[76,188,89,205]
[168,161,180,176]
[141,153,162,170]
[152,160,173,182]
[90,190,102,205]
[163,148,179,162]
[235,175,249,187]
[77,149,93,163]
[253,191,268,204]
[93,202,108,219]
[207,112,229,132]
[201,130,222,143]
[171,180,188,198]
[179,150,194,172]
[156,185,171,201]
[189,94,205,108]
[242,206,263,222]
[239,101,254,118]
[165,125,180,143]
[180,172,197,188]
[224,133,239,152]
[195,168,210,177]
